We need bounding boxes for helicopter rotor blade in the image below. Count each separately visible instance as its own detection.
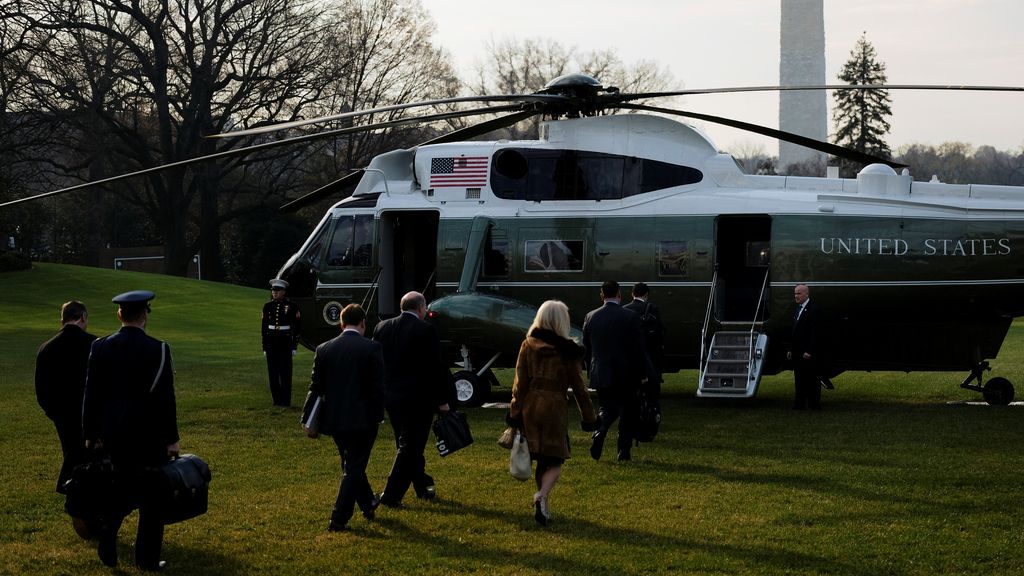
[611,83,1024,103]
[420,109,539,145]
[617,103,907,169]
[209,94,560,139]
[279,109,542,213]
[0,104,526,209]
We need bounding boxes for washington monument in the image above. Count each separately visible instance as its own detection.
[779,0,827,172]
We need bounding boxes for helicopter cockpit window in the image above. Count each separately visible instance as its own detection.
[524,239,584,272]
[326,214,374,268]
[657,241,689,277]
[491,148,702,201]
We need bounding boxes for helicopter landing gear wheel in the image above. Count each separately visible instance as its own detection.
[983,377,1014,406]
[452,370,490,408]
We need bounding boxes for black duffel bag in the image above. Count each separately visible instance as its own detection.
[433,410,473,457]
[155,454,211,525]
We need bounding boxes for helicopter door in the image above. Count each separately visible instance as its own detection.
[378,211,439,317]
[714,215,772,322]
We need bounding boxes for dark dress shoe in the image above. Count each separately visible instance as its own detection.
[363,497,380,520]
[416,485,437,500]
[590,431,605,461]
[617,450,631,462]
[534,500,548,526]
[327,520,349,532]
[377,495,404,509]
[137,560,167,572]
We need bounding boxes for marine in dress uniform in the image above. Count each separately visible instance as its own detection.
[83,290,180,571]
[262,278,301,407]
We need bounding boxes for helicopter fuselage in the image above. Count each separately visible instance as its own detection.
[278,114,1024,399]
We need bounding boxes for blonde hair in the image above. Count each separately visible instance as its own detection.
[529,300,571,339]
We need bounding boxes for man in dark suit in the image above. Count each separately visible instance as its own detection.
[583,280,649,461]
[372,291,451,507]
[36,300,96,495]
[787,283,823,410]
[624,282,665,397]
[302,304,385,532]
[83,290,179,571]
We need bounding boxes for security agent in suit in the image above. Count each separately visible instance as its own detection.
[262,278,302,407]
[83,290,180,571]
[301,304,385,532]
[623,282,665,395]
[787,284,823,410]
[35,300,97,495]
[583,280,649,462]
[372,291,452,507]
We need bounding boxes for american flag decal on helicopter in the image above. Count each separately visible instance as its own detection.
[429,156,489,188]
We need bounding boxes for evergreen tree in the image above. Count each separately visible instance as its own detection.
[832,34,893,164]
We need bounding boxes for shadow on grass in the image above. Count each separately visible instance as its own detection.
[367,498,872,575]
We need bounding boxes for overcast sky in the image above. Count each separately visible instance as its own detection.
[421,0,1024,157]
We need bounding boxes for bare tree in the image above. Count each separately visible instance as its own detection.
[4,0,338,277]
[469,36,674,139]
[301,0,460,189]
[3,0,460,276]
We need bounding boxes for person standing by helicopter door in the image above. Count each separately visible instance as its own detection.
[787,284,822,410]
[262,278,301,407]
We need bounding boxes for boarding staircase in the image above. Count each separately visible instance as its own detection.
[698,268,770,398]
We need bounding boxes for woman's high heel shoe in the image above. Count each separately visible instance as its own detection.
[534,493,550,526]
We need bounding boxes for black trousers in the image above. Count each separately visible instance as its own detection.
[331,425,379,525]
[595,385,639,453]
[793,358,822,409]
[101,466,165,568]
[380,403,434,503]
[53,415,86,494]
[265,347,293,406]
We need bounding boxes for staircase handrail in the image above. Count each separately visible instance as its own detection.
[747,266,771,382]
[699,267,719,386]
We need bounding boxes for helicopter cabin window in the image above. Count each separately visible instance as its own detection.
[524,240,584,272]
[326,214,374,268]
[657,241,689,277]
[491,148,701,201]
[482,235,510,277]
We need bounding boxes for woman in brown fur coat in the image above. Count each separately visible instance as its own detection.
[509,300,600,526]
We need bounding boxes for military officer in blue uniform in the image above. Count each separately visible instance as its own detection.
[83,290,179,571]
[262,278,301,407]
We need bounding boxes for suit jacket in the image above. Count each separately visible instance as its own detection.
[582,301,647,390]
[83,326,179,467]
[790,300,822,360]
[36,324,96,423]
[624,298,665,379]
[372,312,451,407]
[304,330,385,433]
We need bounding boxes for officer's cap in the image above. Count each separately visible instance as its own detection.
[269,278,289,290]
[112,290,155,313]
[112,290,155,305]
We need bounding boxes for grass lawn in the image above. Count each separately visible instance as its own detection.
[2,263,1024,575]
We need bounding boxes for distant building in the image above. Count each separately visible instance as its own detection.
[779,0,827,172]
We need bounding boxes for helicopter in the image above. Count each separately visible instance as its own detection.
[7,74,1024,407]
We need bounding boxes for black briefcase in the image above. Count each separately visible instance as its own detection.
[64,457,118,522]
[156,454,211,525]
[433,411,473,457]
